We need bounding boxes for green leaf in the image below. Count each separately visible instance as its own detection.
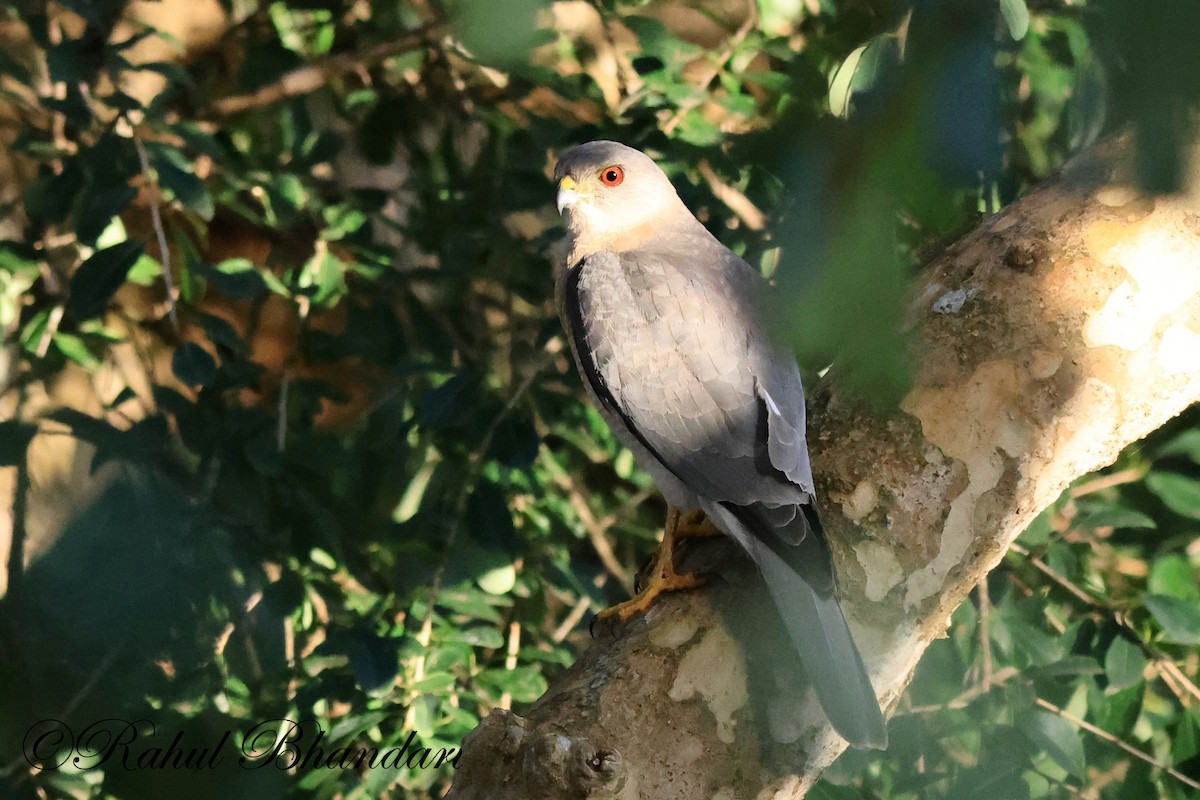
[216,257,255,275]
[828,36,900,119]
[327,710,389,742]
[19,308,51,355]
[74,185,138,246]
[1104,637,1147,691]
[1173,710,1200,764]
[132,61,195,89]
[67,240,144,320]
[0,49,33,86]
[309,548,337,570]
[1098,683,1143,734]
[676,111,722,146]
[410,672,456,694]
[622,15,699,64]
[1032,655,1103,679]
[411,693,438,738]
[25,158,85,225]
[829,44,866,118]
[477,564,516,595]
[1115,760,1156,800]
[950,763,1030,800]
[104,386,138,410]
[296,248,346,306]
[1149,555,1199,601]
[1158,429,1200,463]
[0,420,37,467]
[487,416,539,469]
[357,99,404,165]
[435,587,507,624]
[1076,505,1156,531]
[153,150,214,220]
[807,785,861,800]
[1018,508,1054,546]
[322,204,369,240]
[243,430,284,477]
[1007,614,1066,666]
[53,332,101,370]
[419,372,482,429]
[1146,471,1200,519]
[1022,709,1086,777]
[0,241,39,277]
[260,268,290,297]
[126,254,163,286]
[320,629,401,693]
[203,257,267,300]
[441,626,505,649]
[1145,594,1200,645]
[46,407,168,471]
[1001,0,1031,41]
[171,342,217,387]
[263,572,305,616]
[478,666,547,703]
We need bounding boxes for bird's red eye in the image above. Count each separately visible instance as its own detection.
[600,166,624,186]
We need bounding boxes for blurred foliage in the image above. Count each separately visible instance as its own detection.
[0,0,1195,798]
[821,408,1200,800]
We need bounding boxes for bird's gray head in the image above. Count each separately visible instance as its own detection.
[553,141,689,254]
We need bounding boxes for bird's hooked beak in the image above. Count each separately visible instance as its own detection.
[557,175,582,215]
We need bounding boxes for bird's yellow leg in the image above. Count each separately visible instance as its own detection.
[674,508,722,539]
[593,507,717,628]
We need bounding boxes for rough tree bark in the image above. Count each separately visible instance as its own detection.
[448,135,1200,799]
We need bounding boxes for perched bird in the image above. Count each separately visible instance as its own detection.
[553,140,887,749]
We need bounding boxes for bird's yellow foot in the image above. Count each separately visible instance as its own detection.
[591,508,718,635]
[673,509,722,540]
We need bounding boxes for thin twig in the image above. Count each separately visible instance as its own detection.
[132,136,178,332]
[214,591,264,657]
[697,160,766,231]
[403,614,435,730]
[552,594,594,643]
[1008,542,1100,608]
[284,615,297,701]
[62,647,122,720]
[1008,542,1200,707]
[1069,467,1146,499]
[5,392,30,598]
[34,305,64,358]
[1156,659,1200,706]
[660,0,758,135]
[276,372,291,453]
[978,575,993,687]
[594,486,654,531]
[538,443,635,595]
[210,24,440,117]
[903,666,1021,714]
[498,621,522,711]
[45,17,68,154]
[403,351,553,726]
[2,646,122,777]
[1035,697,1200,792]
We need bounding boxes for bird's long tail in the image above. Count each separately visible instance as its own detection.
[701,501,888,749]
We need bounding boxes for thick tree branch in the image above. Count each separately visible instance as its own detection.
[449,135,1200,799]
[207,24,440,117]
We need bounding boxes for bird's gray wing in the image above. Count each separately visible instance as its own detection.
[564,248,808,510]
[704,500,887,748]
[562,246,887,749]
[753,332,815,496]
